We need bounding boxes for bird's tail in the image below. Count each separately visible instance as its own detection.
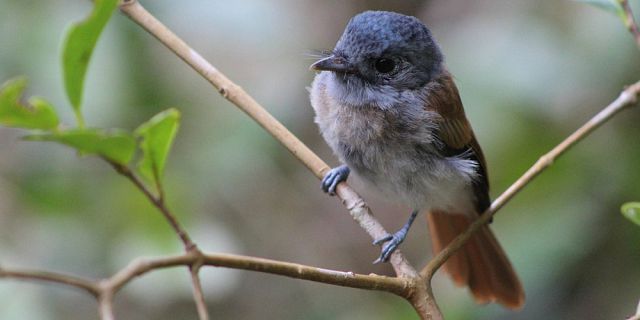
[427,210,525,309]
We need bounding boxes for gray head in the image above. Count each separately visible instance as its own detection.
[311,11,444,90]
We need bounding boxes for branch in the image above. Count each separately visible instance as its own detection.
[107,160,195,251]
[619,0,640,50]
[105,160,208,319]
[420,81,640,279]
[189,265,209,320]
[117,0,418,279]
[0,267,99,297]
[0,251,411,299]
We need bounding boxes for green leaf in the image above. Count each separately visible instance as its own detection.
[0,77,59,130]
[135,108,181,183]
[575,0,624,18]
[61,0,119,126]
[25,128,136,165]
[621,202,640,227]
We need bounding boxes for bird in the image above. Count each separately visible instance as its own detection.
[308,10,524,309]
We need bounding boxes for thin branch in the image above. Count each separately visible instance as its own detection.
[105,251,410,295]
[107,160,195,251]
[106,160,207,318]
[0,251,411,297]
[1,250,414,320]
[0,267,100,296]
[118,0,418,279]
[420,81,640,279]
[199,253,410,295]
[189,265,209,320]
[619,0,640,50]
[97,292,115,320]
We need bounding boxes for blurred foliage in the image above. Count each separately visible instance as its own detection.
[0,1,639,320]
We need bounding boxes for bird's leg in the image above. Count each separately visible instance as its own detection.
[321,164,350,195]
[372,210,419,264]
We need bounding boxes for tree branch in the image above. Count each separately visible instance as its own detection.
[420,81,640,279]
[0,251,411,298]
[0,266,100,297]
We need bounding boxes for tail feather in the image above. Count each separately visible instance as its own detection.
[427,212,469,285]
[427,210,525,309]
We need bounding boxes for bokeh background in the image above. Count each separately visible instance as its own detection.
[1,0,639,319]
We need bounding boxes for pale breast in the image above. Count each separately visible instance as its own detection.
[310,72,477,213]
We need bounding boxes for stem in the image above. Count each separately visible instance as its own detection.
[108,160,195,251]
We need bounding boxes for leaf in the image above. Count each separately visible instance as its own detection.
[621,202,640,227]
[0,77,59,130]
[61,0,119,125]
[25,128,136,165]
[135,108,181,183]
[575,0,624,18]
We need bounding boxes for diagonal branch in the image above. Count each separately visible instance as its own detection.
[107,160,195,251]
[118,0,418,279]
[420,81,640,279]
[105,160,208,318]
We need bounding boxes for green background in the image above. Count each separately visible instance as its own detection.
[1,0,639,319]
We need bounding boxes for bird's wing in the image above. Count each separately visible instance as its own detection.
[424,72,491,213]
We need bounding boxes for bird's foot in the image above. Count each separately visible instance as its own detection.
[321,165,350,195]
[372,229,408,264]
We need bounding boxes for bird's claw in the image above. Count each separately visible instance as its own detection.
[321,165,350,195]
[372,232,405,264]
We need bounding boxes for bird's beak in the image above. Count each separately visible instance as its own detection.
[310,55,356,74]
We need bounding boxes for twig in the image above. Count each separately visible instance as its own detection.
[420,81,640,279]
[0,267,99,296]
[105,159,206,318]
[117,0,418,279]
[107,160,195,251]
[189,254,209,320]
[619,0,640,50]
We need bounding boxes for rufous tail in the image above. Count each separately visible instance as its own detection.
[427,210,525,309]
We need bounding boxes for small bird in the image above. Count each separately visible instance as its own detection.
[309,11,524,309]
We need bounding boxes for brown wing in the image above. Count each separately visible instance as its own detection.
[425,71,490,213]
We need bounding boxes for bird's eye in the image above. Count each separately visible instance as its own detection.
[374,58,395,74]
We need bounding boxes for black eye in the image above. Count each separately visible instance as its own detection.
[374,58,395,73]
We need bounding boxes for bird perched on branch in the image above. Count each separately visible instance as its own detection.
[309,10,524,309]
